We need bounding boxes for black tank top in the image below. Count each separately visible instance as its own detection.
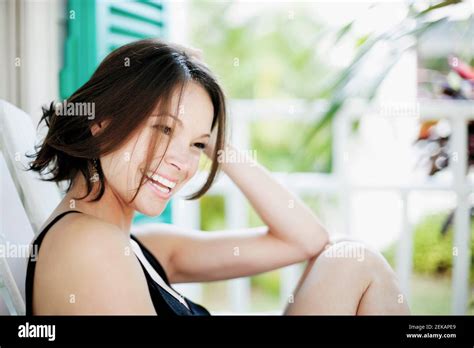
[25,210,211,316]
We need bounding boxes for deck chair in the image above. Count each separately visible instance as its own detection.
[0,100,62,315]
[0,100,62,235]
[0,152,32,315]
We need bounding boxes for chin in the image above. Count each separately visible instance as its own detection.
[137,205,168,218]
[134,196,168,218]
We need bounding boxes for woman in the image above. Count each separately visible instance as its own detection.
[26,38,410,315]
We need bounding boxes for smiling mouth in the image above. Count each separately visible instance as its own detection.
[143,170,177,194]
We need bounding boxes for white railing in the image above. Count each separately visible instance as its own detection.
[336,98,473,315]
[173,98,473,315]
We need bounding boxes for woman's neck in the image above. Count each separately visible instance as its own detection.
[61,174,135,233]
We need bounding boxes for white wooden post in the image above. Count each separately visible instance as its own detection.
[226,109,251,313]
[396,191,413,303]
[279,263,302,310]
[278,101,307,310]
[333,110,352,236]
[0,0,20,106]
[226,188,251,313]
[451,116,471,314]
[18,0,61,124]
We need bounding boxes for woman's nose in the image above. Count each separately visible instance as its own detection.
[163,141,190,173]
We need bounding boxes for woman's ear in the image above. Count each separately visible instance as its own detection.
[91,120,111,136]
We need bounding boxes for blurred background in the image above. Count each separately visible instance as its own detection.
[0,0,473,315]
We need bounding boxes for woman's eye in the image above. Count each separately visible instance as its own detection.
[153,125,172,135]
[152,125,205,150]
[194,143,207,150]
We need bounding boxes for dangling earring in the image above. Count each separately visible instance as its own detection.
[90,158,100,183]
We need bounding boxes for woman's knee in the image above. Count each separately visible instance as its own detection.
[315,240,394,281]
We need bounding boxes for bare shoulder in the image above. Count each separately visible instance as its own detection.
[33,212,156,315]
[40,212,127,250]
[37,212,128,264]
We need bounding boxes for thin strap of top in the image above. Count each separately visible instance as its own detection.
[33,210,83,245]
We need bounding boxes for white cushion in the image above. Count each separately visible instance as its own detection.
[0,100,61,234]
[0,152,35,315]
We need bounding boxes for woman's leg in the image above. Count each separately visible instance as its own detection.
[283,241,410,315]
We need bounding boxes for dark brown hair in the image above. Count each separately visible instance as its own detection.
[28,38,226,202]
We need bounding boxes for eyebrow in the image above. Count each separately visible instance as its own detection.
[150,114,211,138]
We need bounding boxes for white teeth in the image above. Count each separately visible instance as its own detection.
[146,172,177,189]
[150,180,170,194]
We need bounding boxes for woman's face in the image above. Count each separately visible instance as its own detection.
[99,81,214,216]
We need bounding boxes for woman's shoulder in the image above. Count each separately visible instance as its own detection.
[33,211,156,314]
[39,211,127,254]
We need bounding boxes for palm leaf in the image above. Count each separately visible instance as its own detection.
[297,1,458,170]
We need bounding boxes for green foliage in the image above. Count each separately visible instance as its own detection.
[251,270,281,297]
[190,1,334,99]
[200,195,226,231]
[296,1,460,167]
[383,212,474,282]
[190,0,338,172]
[248,203,264,228]
[250,120,332,173]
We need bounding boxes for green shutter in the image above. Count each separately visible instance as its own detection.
[60,0,172,225]
[59,0,99,101]
[95,0,167,60]
[60,0,167,99]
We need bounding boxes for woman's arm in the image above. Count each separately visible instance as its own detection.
[211,143,330,256]
[134,142,331,284]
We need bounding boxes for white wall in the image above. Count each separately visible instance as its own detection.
[0,0,20,106]
[0,0,65,127]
